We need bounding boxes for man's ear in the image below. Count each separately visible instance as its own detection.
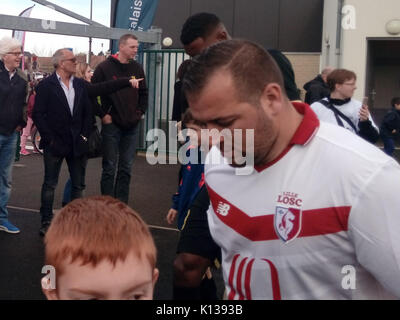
[260,83,284,116]
[41,276,59,300]
[152,268,160,287]
[217,30,228,41]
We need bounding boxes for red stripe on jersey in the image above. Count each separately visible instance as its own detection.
[228,254,240,300]
[236,257,248,300]
[245,259,255,300]
[207,186,350,241]
[262,259,282,300]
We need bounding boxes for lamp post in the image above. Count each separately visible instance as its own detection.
[88,0,93,65]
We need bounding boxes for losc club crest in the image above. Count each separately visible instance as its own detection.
[274,207,302,243]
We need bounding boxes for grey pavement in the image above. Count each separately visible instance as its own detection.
[0,151,224,300]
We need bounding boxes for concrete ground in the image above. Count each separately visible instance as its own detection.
[0,151,224,300]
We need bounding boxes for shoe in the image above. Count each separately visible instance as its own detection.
[39,222,51,237]
[20,149,30,156]
[0,220,20,234]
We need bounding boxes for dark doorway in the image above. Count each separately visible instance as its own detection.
[366,39,400,126]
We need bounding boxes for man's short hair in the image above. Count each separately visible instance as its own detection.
[44,196,157,275]
[180,12,221,45]
[182,39,285,105]
[119,34,138,48]
[327,69,357,92]
[391,97,400,107]
[0,37,22,60]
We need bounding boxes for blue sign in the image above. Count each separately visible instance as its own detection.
[111,0,160,53]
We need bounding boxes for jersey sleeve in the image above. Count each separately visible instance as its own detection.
[348,159,400,297]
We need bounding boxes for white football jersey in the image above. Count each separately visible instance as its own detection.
[205,103,400,300]
[310,98,379,134]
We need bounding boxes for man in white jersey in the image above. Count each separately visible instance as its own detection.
[182,39,400,299]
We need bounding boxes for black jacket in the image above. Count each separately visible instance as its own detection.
[91,56,148,129]
[32,73,93,157]
[84,77,131,118]
[380,108,400,139]
[0,60,28,135]
[304,75,330,105]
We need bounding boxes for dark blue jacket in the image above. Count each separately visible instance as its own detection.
[172,145,205,230]
[32,72,93,157]
[0,60,28,135]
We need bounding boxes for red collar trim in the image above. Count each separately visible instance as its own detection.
[254,102,319,172]
[289,102,320,146]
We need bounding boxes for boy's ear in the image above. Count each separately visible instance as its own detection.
[152,268,159,287]
[41,276,59,300]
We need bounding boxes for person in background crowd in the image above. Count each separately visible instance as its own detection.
[380,97,400,156]
[303,66,334,105]
[92,34,148,204]
[310,69,379,144]
[33,48,93,236]
[0,37,29,234]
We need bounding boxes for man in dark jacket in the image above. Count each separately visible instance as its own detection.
[33,48,93,236]
[92,34,148,204]
[0,37,28,234]
[304,66,334,105]
[380,97,400,156]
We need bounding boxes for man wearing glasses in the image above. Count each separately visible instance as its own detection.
[310,69,379,144]
[0,37,28,234]
[33,48,92,236]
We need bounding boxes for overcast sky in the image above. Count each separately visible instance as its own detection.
[0,0,111,56]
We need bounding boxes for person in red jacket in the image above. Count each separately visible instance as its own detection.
[20,84,37,155]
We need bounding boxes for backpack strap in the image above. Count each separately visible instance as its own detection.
[319,99,359,133]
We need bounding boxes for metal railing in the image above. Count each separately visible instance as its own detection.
[137,49,188,154]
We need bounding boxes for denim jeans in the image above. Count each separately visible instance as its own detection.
[40,149,87,223]
[101,123,138,204]
[383,136,395,157]
[0,132,18,223]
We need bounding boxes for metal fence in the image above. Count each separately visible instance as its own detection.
[136,49,188,154]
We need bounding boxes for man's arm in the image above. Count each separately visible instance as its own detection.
[349,160,400,297]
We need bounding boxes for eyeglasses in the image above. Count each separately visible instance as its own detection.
[343,82,356,86]
[62,57,77,63]
[6,52,22,56]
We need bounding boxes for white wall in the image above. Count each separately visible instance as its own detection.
[321,0,341,70]
[340,0,400,100]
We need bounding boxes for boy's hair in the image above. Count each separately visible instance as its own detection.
[327,69,357,92]
[44,196,157,274]
[180,12,221,45]
[391,97,400,107]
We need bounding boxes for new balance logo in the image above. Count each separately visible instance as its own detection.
[217,202,231,216]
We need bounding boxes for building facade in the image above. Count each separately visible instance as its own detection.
[323,0,400,120]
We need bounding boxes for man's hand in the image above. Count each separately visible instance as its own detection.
[359,105,370,122]
[130,78,144,89]
[166,208,178,225]
[102,114,112,125]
